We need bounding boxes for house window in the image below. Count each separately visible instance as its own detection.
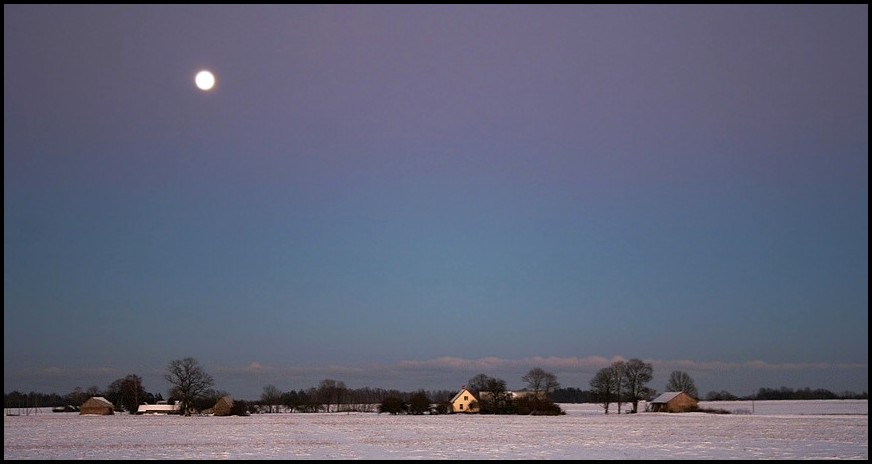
[464,396,468,401]
[459,404,463,410]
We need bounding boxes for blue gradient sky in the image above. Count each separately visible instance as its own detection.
[5,5,867,400]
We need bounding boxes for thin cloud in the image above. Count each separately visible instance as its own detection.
[5,357,867,398]
[11,357,866,382]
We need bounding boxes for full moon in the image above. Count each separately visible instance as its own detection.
[194,70,215,91]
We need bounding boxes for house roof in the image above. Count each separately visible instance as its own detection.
[450,388,476,403]
[85,397,114,407]
[137,403,181,413]
[650,392,686,404]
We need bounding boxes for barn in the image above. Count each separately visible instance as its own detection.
[212,396,234,416]
[648,391,698,413]
[79,396,115,415]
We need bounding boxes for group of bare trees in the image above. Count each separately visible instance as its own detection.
[665,370,699,399]
[105,374,149,413]
[589,359,702,414]
[463,368,564,415]
[589,358,654,414]
[260,379,358,413]
[257,381,457,414]
[378,390,435,415]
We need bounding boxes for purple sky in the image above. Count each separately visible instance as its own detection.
[4,5,867,400]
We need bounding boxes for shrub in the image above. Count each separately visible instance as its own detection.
[514,396,565,416]
[378,397,407,415]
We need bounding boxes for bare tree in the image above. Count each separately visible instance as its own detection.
[467,374,511,414]
[316,379,346,412]
[522,367,560,397]
[66,387,88,407]
[408,390,431,415]
[120,375,146,414]
[621,359,653,413]
[589,367,617,414]
[666,370,699,399]
[164,357,214,416]
[465,373,491,396]
[261,384,282,413]
[611,360,626,414]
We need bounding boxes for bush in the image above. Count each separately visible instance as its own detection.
[432,402,450,415]
[513,397,565,416]
[230,400,251,416]
[698,407,731,415]
[408,391,431,415]
[378,397,407,415]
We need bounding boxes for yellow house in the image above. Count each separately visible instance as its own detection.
[450,388,480,413]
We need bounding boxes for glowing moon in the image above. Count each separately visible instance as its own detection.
[194,70,215,91]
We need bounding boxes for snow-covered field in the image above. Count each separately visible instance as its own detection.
[4,400,867,460]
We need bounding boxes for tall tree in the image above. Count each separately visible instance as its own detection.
[589,367,617,414]
[66,387,88,407]
[164,357,214,416]
[610,360,626,414]
[467,374,511,414]
[621,359,653,413]
[408,390,431,415]
[666,370,699,399]
[316,379,347,412]
[120,374,146,414]
[465,373,492,396]
[522,367,560,397]
[104,379,124,411]
[261,384,282,413]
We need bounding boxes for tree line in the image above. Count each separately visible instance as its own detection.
[5,357,867,415]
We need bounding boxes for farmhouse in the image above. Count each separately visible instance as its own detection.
[136,402,182,415]
[648,391,698,413]
[451,389,548,414]
[79,396,114,415]
[450,388,480,413]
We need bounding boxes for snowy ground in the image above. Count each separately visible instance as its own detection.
[4,400,867,460]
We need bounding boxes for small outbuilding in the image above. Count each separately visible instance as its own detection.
[212,396,234,416]
[79,396,115,415]
[136,402,182,415]
[450,388,480,413]
[648,391,698,413]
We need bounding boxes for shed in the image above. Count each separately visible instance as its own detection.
[212,396,234,416]
[136,403,182,415]
[79,396,114,415]
[648,391,698,413]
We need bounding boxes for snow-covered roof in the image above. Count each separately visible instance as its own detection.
[137,403,181,413]
[650,391,685,403]
[88,397,113,407]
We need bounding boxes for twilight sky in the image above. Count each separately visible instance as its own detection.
[4,5,868,400]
